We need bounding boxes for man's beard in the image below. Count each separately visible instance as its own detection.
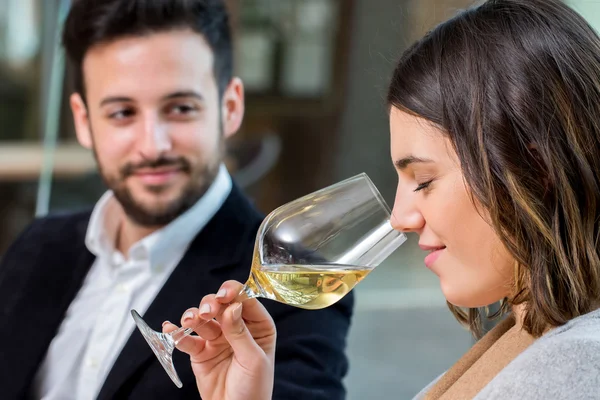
[94,145,223,227]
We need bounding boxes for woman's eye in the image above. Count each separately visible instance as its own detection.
[414,180,433,192]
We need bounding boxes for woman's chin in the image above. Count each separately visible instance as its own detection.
[440,281,504,309]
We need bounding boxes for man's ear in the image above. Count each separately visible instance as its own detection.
[70,93,93,149]
[221,77,245,139]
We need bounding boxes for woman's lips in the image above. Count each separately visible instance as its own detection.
[424,248,445,268]
[419,244,446,268]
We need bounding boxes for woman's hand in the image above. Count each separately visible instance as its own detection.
[162,280,276,400]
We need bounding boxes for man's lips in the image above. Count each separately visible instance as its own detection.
[131,167,183,185]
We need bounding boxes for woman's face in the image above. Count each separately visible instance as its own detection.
[389,108,514,308]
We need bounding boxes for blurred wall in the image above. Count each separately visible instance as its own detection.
[566,1,600,30]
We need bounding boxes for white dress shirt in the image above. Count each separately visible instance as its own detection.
[33,164,232,400]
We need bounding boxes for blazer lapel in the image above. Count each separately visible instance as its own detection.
[98,186,261,399]
[0,213,95,399]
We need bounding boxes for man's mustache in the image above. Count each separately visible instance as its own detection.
[120,156,192,177]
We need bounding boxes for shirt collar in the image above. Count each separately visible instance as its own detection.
[85,191,121,260]
[85,163,232,271]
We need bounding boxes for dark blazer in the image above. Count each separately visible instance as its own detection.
[0,184,354,400]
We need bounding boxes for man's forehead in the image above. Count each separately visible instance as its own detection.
[84,29,214,68]
[81,30,217,101]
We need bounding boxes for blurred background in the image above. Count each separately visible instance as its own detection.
[0,0,597,398]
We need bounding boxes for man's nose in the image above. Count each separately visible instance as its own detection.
[139,118,172,159]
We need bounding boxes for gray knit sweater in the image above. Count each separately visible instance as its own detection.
[414,308,600,399]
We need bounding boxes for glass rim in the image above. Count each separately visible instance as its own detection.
[349,172,393,217]
[260,172,394,232]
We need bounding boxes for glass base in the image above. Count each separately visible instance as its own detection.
[131,309,183,388]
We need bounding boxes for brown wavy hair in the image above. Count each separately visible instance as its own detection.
[387,0,600,338]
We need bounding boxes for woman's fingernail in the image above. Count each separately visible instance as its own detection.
[183,311,195,322]
[216,288,227,298]
[199,304,211,315]
[233,303,242,320]
[162,320,171,327]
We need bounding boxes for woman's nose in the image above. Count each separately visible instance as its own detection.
[390,192,425,233]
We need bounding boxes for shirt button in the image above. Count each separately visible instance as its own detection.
[116,284,129,293]
[86,357,99,368]
[112,252,124,264]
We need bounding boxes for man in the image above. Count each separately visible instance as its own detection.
[0,1,354,399]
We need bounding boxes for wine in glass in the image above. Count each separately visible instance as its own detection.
[131,173,406,387]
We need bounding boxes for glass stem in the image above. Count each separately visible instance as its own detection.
[168,282,260,346]
[170,327,195,345]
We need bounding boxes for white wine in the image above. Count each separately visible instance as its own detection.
[247,257,372,310]
[250,265,372,309]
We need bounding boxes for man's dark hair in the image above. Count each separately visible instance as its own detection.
[62,0,233,100]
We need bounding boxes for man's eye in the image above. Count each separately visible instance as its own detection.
[169,104,198,114]
[109,109,135,119]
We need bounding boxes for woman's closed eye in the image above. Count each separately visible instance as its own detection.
[414,179,433,192]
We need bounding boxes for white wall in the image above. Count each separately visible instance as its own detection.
[566,0,600,31]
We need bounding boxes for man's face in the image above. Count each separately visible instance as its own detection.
[71,29,244,226]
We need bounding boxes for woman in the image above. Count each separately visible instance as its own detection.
[163,0,600,398]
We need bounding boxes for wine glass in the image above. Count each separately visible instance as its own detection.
[131,173,407,388]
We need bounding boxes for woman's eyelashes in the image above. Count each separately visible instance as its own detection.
[414,179,433,192]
